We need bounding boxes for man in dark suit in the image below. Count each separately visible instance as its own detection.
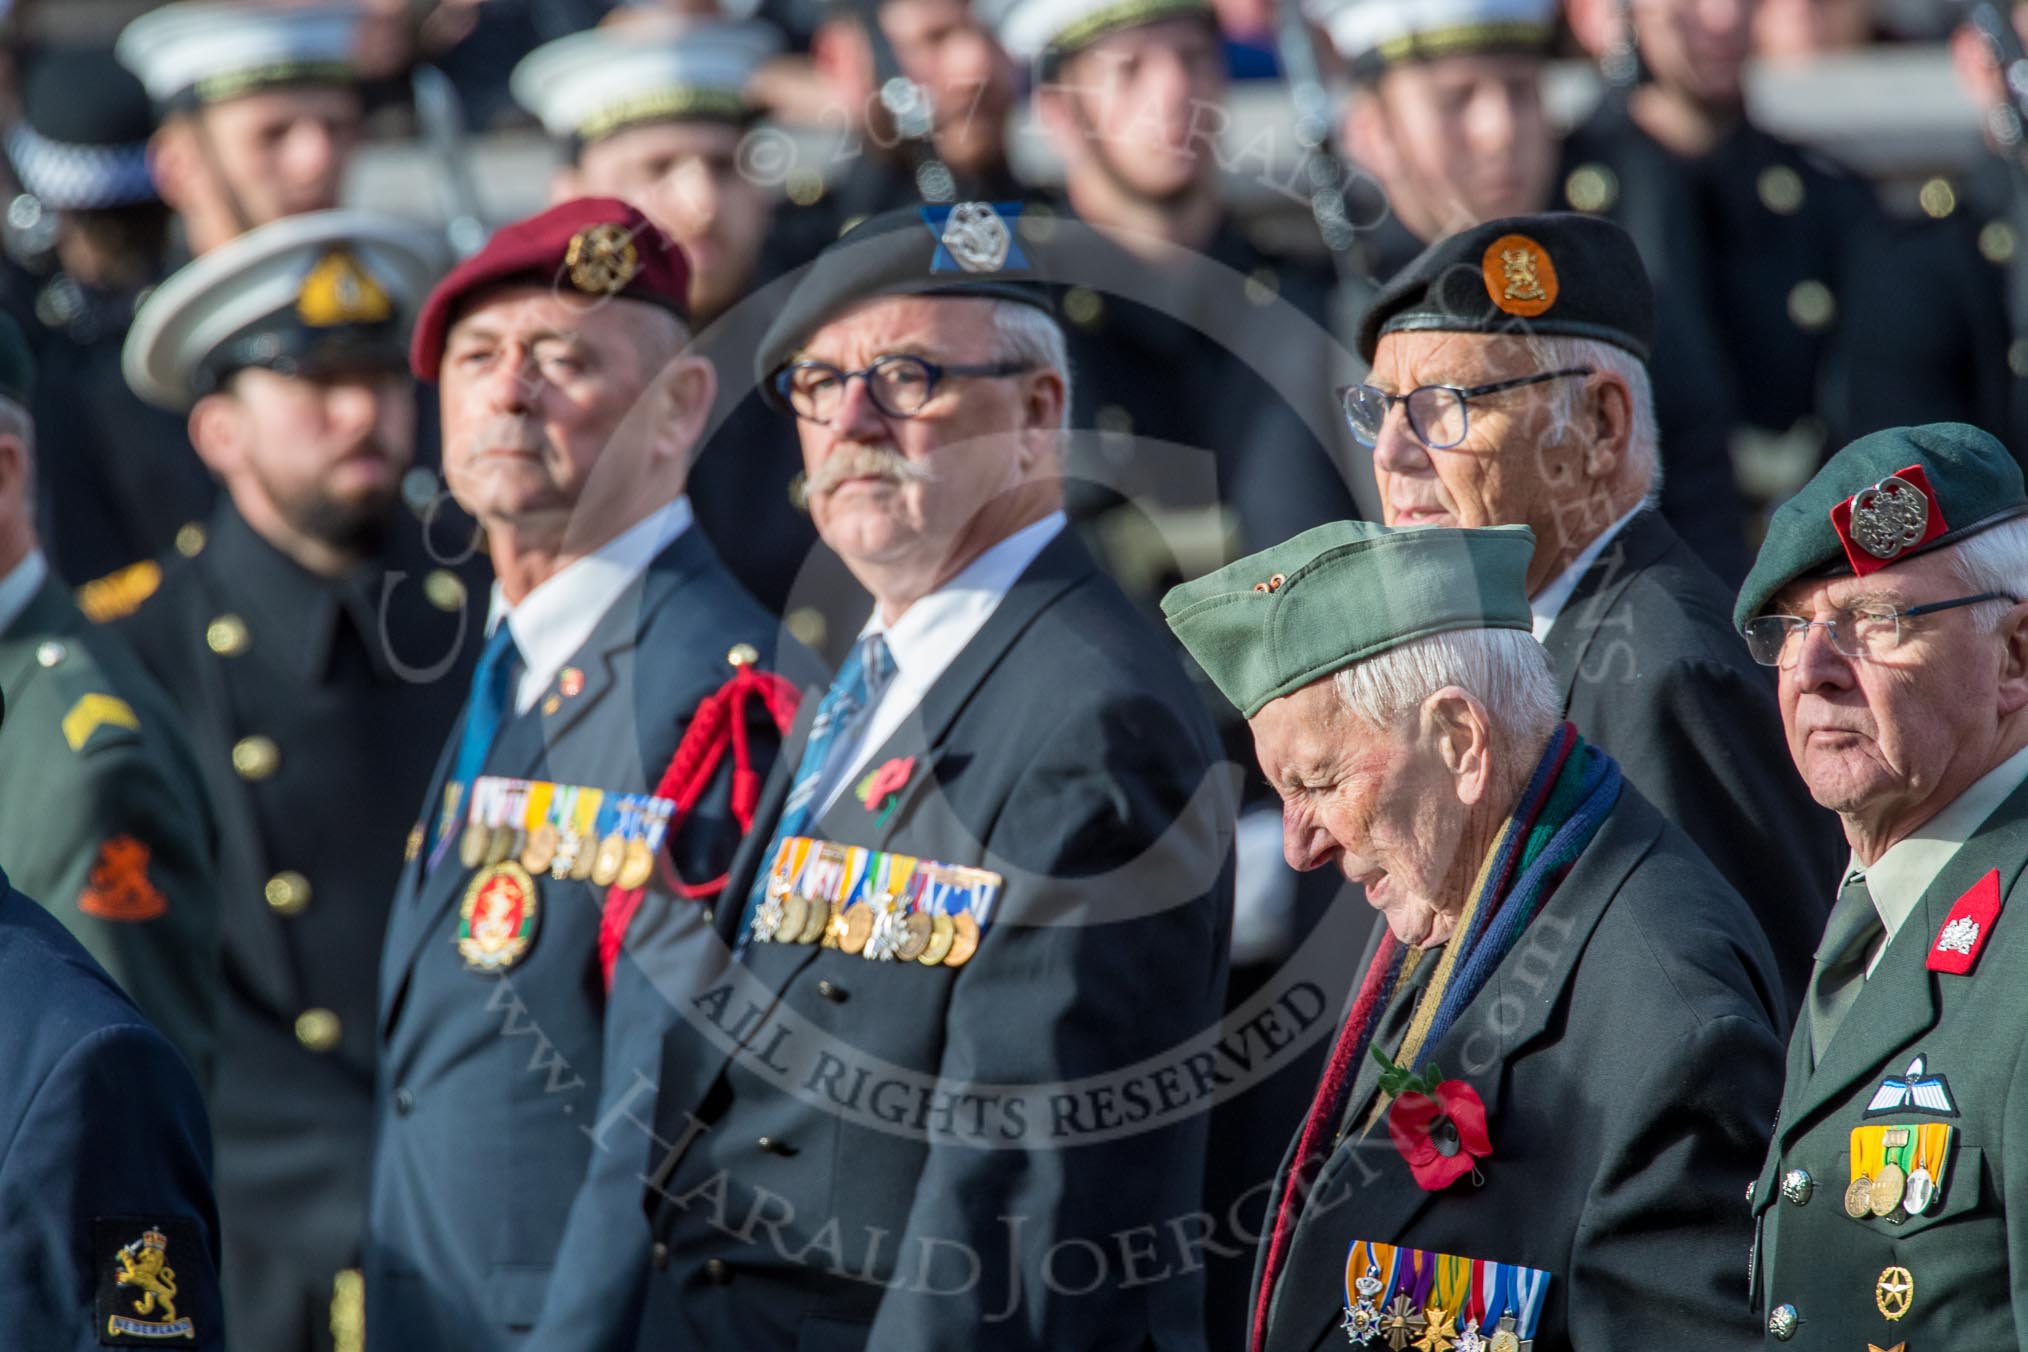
[0,858,225,1346]
[367,198,807,1350]
[1349,211,1844,1018]
[1737,423,2028,1347]
[629,205,1232,1349]
[1165,518,1784,1351]
[110,209,473,1352]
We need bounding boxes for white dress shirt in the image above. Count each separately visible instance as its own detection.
[817,511,1066,815]
[486,497,694,714]
[1848,739,2028,973]
[0,549,48,636]
[1530,503,1646,642]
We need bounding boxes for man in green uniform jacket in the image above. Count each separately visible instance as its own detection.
[1738,421,2028,1345]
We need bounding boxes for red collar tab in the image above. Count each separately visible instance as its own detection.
[1928,869,2003,975]
[1830,464,1949,577]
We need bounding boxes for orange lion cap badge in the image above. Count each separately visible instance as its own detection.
[1481,234,1558,318]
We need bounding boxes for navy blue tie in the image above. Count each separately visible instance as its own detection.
[449,621,523,799]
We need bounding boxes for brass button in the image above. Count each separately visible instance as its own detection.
[703,1257,732,1285]
[651,1240,670,1270]
[265,870,311,916]
[206,614,249,656]
[1063,286,1104,329]
[232,735,280,781]
[1564,163,1617,213]
[1983,220,2018,266]
[816,979,847,1002]
[424,569,466,613]
[34,640,65,668]
[1787,280,1835,332]
[785,168,825,206]
[1780,1168,1812,1205]
[175,522,207,557]
[1767,1303,1798,1340]
[726,643,759,668]
[1757,166,1805,216]
[295,1007,341,1052]
[785,606,826,651]
[1918,176,1958,220]
[701,907,714,925]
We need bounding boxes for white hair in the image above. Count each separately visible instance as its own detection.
[1523,334,1662,505]
[1333,627,1561,745]
[1947,515,2028,628]
[991,300,1073,430]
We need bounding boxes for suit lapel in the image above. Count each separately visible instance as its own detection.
[1539,510,1673,708]
[1776,775,2028,1146]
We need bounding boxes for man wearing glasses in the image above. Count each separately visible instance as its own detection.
[1738,422,2028,1348]
[1343,211,1842,1020]
[634,204,1232,1349]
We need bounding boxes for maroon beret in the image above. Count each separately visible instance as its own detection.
[409,196,690,381]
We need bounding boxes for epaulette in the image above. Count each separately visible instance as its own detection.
[76,559,162,623]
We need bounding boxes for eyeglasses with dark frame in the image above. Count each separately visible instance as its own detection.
[1742,591,2021,668]
[1337,367,1595,450]
[776,353,1038,423]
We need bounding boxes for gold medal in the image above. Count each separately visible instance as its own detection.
[1871,1163,1906,1218]
[484,825,515,867]
[591,832,626,887]
[944,911,980,967]
[570,834,598,880]
[1845,1176,1874,1219]
[617,839,655,891]
[917,911,956,965]
[796,895,831,945]
[895,911,932,961]
[459,821,489,870]
[521,823,558,874]
[778,895,811,944]
[823,906,851,948]
[840,904,875,954]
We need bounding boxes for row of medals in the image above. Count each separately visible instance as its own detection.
[1344,1280,1528,1351]
[459,816,657,892]
[752,879,981,967]
[1845,1127,1939,1221]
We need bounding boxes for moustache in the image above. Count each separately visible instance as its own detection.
[807,444,935,497]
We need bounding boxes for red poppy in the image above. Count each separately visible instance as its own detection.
[1386,1080,1492,1191]
[860,756,916,811]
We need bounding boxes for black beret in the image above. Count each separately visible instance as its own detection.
[754,202,1054,406]
[1357,212,1653,363]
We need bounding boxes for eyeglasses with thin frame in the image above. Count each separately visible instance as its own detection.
[776,353,1037,423]
[1337,367,1595,450]
[1742,592,2020,668]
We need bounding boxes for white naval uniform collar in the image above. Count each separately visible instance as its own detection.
[1529,503,1644,642]
[817,510,1066,816]
[486,496,694,715]
[1849,738,2028,970]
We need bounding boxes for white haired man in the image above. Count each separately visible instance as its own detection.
[1738,423,2028,1346]
[1347,211,1844,1019]
[1164,518,1783,1351]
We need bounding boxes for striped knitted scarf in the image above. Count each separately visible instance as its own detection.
[1249,721,1622,1352]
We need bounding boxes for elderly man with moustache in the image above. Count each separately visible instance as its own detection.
[630,204,1231,1350]
[1163,518,1783,1352]
[1347,211,1843,1019]
[1740,424,2028,1347]
[366,198,806,1350]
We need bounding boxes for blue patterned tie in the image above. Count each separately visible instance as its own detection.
[736,633,894,945]
[449,621,524,800]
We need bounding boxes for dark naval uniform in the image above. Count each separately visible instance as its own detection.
[0,869,226,1348]
[0,568,219,1081]
[639,527,1232,1351]
[1825,155,2028,460]
[113,502,477,1350]
[1560,95,1883,579]
[1542,508,1844,1016]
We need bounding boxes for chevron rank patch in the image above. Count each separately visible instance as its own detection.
[63,693,140,752]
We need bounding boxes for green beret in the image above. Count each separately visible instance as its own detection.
[1735,422,2028,631]
[755,202,1054,406]
[1358,212,1652,363]
[0,310,34,405]
[1160,521,1536,718]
